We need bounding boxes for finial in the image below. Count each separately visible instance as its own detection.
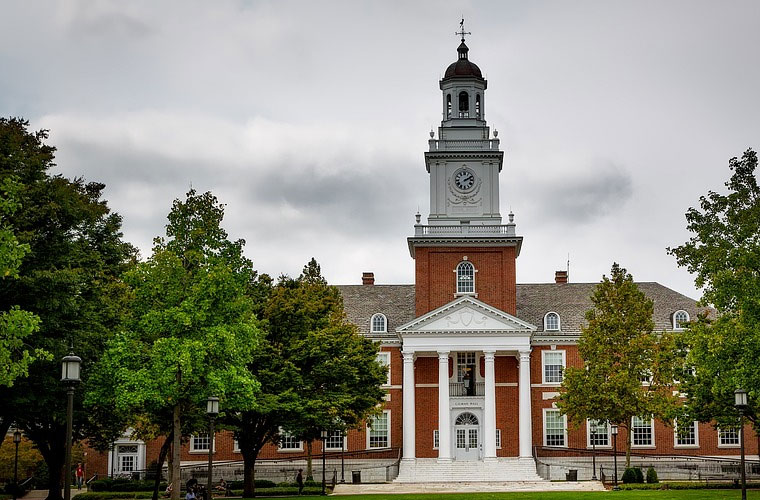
[508,211,514,223]
[429,129,435,138]
[455,18,471,43]
[415,211,421,224]
[493,129,498,137]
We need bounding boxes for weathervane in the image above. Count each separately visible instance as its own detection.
[456,18,471,42]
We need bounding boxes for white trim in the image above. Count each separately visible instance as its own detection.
[456,261,476,294]
[673,420,700,448]
[370,313,388,333]
[233,437,241,453]
[718,427,740,448]
[324,430,347,451]
[189,433,216,454]
[673,310,690,330]
[631,416,656,448]
[278,429,303,452]
[586,419,612,449]
[376,351,391,386]
[544,312,561,332]
[543,408,567,447]
[367,410,391,449]
[541,349,566,385]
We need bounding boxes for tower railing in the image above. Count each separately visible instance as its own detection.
[428,138,500,151]
[414,224,516,237]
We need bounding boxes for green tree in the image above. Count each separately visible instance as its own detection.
[0,176,47,387]
[0,118,136,500]
[89,190,261,500]
[230,258,386,497]
[668,149,760,427]
[556,263,679,467]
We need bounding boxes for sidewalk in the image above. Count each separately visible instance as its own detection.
[25,489,87,499]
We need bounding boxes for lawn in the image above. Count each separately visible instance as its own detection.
[249,491,760,500]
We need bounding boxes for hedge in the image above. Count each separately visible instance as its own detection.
[89,479,164,492]
[619,481,760,490]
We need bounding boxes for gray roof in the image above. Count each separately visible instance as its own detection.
[337,282,704,339]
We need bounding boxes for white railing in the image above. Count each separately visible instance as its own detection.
[414,224,516,237]
[428,139,500,151]
[449,382,485,397]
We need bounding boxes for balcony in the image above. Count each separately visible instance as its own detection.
[449,382,485,397]
[414,224,516,237]
[428,138,500,152]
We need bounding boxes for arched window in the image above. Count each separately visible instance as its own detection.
[475,94,481,118]
[456,261,475,294]
[370,313,387,333]
[673,310,689,330]
[455,412,479,426]
[544,312,560,331]
[446,94,452,118]
[458,91,469,118]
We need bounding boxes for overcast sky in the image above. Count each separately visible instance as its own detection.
[2,1,759,300]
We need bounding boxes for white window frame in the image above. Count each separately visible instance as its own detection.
[586,419,611,448]
[543,408,567,447]
[324,430,346,451]
[278,430,303,452]
[674,420,699,448]
[433,430,439,449]
[673,310,690,330]
[718,427,740,448]
[542,350,566,385]
[376,351,391,386]
[232,437,241,454]
[190,434,215,454]
[631,416,656,448]
[544,312,561,332]
[370,313,387,333]
[455,261,476,295]
[367,410,391,449]
[496,429,502,449]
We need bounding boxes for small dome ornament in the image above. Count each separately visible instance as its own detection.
[430,129,435,138]
[493,129,498,137]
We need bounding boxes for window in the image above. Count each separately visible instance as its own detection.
[719,427,740,447]
[370,313,387,333]
[544,312,560,331]
[447,94,452,118]
[632,416,654,447]
[368,411,390,449]
[458,91,469,118]
[496,429,502,449]
[639,369,653,384]
[542,350,565,384]
[376,351,391,386]
[120,455,135,472]
[433,430,439,449]
[456,261,475,294]
[544,409,567,447]
[191,434,210,452]
[233,438,240,453]
[674,420,698,447]
[673,310,689,330]
[587,420,610,447]
[279,431,302,451]
[475,94,481,118]
[324,430,344,451]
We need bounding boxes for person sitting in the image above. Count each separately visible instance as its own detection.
[185,487,196,500]
[214,479,228,495]
[162,483,173,498]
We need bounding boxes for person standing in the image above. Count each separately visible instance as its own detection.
[296,469,304,495]
[76,463,84,490]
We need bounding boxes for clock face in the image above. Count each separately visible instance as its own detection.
[454,168,476,191]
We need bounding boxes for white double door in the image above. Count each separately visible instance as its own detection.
[452,411,481,461]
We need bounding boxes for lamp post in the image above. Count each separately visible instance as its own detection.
[610,424,619,490]
[61,351,82,500]
[320,430,328,496]
[735,389,748,500]
[206,396,219,500]
[340,431,345,484]
[13,429,21,500]
[591,423,597,481]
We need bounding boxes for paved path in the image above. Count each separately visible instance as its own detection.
[333,481,607,495]
[26,489,87,499]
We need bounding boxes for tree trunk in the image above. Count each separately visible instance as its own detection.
[306,441,313,480]
[152,434,173,500]
[171,403,181,500]
[241,449,254,498]
[41,440,65,500]
[625,424,632,469]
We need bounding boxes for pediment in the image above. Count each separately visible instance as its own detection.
[397,296,536,335]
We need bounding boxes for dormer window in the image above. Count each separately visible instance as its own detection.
[544,312,560,332]
[456,261,475,294]
[673,310,689,330]
[371,313,387,333]
[458,91,469,118]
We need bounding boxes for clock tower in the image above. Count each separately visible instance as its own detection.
[409,32,522,316]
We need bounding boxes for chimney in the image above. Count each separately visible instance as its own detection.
[362,272,375,286]
[555,270,568,284]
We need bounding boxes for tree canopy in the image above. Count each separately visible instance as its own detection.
[669,148,760,427]
[556,263,679,466]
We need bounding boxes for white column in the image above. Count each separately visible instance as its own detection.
[518,349,533,458]
[402,350,416,462]
[437,350,452,462]
[483,350,497,461]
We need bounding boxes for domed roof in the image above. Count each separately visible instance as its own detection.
[443,41,484,80]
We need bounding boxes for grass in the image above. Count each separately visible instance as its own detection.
[246,491,760,499]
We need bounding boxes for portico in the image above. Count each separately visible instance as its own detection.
[397,296,536,464]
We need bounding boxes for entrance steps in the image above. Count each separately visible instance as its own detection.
[394,457,545,483]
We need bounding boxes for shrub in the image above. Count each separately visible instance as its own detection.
[634,467,645,483]
[225,479,275,489]
[622,468,637,484]
[88,479,161,492]
[76,493,153,500]
[646,466,659,483]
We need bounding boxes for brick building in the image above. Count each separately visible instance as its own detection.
[87,34,756,482]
